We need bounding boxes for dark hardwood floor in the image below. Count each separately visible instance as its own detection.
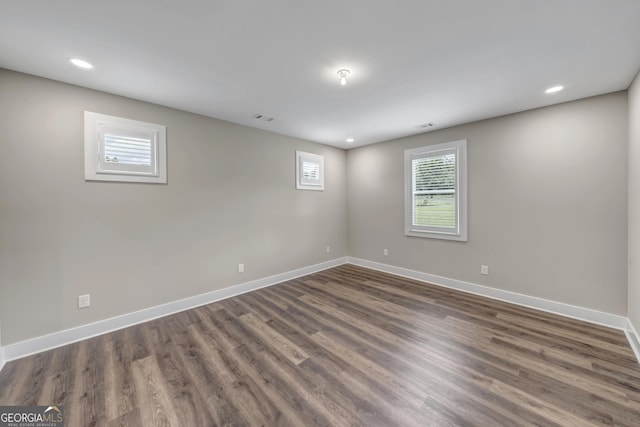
[1,264,640,426]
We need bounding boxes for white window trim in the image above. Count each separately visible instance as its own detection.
[296,151,324,191]
[84,111,167,184]
[404,139,467,241]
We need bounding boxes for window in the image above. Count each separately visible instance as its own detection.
[296,151,324,191]
[84,111,167,183]
[405,140,467,241]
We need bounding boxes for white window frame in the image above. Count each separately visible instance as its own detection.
[84,111,167,183]
[296,151,324,191]
[405,140,467,241]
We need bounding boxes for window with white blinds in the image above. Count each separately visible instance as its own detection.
[84,112,167,183]
[296,151,324,191]
[98,124,157,176]
[302,160,320,182]
[405,140,467,241]
[104,133,152,166]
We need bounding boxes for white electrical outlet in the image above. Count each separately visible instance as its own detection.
[238,263,244,273]
[326,246,331,254]
[78,294,90,309]
[481,265,489,275]
[383,248,389,256]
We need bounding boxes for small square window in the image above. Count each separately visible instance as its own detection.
[296,151,324,191]
[84,111,167,183]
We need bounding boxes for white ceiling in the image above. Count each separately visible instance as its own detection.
[2,0,640,149]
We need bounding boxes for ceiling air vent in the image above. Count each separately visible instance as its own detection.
[252,113,274,122]
[415,122,435,129]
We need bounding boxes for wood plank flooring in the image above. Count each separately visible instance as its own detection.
[1,264,640,426]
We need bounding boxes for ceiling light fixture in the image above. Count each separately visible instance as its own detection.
[545,85,564,94]
[70,58,93,69]
[346,137,355,143]
[337,69,351,86]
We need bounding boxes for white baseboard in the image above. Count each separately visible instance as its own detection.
[1,257,348,364]
[347,257,629,331]
[626,320,640,365]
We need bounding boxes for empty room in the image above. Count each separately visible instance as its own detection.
[2,0,640,425]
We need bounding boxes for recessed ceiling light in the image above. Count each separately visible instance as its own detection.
[70,58,93,69]
[545,85,564,94]
[346,137,355,143]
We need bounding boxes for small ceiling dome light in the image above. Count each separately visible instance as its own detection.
[70,58,93,69]
[545,85,564,94]
[346,137,355,143]
[337,69,351,86]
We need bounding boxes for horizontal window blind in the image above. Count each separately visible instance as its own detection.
[104,134,152,166]
[302,160,320,182]
[412,153,456,228]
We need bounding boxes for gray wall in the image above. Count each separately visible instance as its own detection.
[0,70,348,345]
[348,92,628,315]
[0,69,632,347]
[629,71,640,330]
